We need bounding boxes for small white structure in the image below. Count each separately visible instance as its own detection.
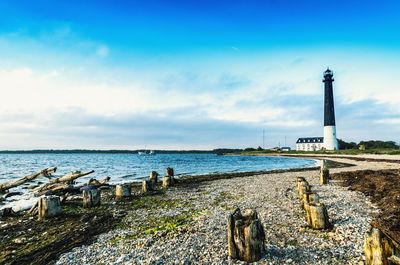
[296,137,324,151]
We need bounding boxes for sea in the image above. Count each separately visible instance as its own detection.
[0,153,317,211]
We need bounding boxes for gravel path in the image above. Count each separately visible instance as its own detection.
[56,158,400,265]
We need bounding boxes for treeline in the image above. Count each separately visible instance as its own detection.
[338,140,399,150]
[0,149,242,154]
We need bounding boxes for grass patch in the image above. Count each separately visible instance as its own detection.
[110,209,206,243]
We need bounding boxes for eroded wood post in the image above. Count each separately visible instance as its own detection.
[162,176,172,189]
[82,187,101,208]
[166,167,174,184]
[149,171,158,189]
[298,181,310,199]
[364,225,399,265]
[38,195,61,220]
[320,168,329,185]
[115,184,131,199]
[302,192,320,209]
[227,208,265,262]
[142,180,151,193]
[305,203,331,229]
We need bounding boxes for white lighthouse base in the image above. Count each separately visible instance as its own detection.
[323,126,338,150]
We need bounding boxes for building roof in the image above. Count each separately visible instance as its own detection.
[296,137,324,144]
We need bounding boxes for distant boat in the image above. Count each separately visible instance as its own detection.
[138,150,155,155]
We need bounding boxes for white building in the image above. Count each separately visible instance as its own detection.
[296,137,324,151]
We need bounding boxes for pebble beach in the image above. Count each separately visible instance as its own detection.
[54,156,400,265]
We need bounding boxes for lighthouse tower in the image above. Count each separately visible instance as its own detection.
[323,68,339,150]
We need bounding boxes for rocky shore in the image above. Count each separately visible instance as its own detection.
[2,156,400,264]
[54,156,399,265]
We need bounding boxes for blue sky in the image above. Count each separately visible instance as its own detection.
[0,0,399,149]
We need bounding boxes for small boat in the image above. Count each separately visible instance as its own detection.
[138,150,156,155]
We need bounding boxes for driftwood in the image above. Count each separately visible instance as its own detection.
[87,177,110,186]
[227,208,265,262]
[0,167,57,192]
[38,195,61,220]
[304,203,331,230]
[35,170,94,193]
[4,192,23,198]
[82,187,101,208]
[364,225,400,265]
[115,184,131,199]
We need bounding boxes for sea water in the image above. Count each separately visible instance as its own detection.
[0,153,317,210]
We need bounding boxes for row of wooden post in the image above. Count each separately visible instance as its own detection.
[36,167,175,220]
[226,163,333,262]
[296,176,331,230]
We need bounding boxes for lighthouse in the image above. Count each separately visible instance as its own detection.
[322,68,338,150]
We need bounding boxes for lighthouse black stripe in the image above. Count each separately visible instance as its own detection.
[323,71,336,126]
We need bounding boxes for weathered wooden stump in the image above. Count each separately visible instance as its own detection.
[82,186,101,208]
[38,195,61,220]
[162,176,172,189]
[149,171,158,189]
[166,167,174,177]
[115,184,131,199]
[165,167,175,184]
[298,181,311,199]
[305,203,331,229]
[364,226,400,265]
[142,180,152,193]
[302,192,319,209]
[227,208,265,262]
[320,168,329,185]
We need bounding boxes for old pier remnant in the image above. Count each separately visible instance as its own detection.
[319,160,329,185]
[149,171,159,189]
[364,225,400,265]
[162,167,175,189]
[305,203,331,230]
[115,184,131,199]
[82,186,101,208]
[227,208,265,262]
[38,195,61,220]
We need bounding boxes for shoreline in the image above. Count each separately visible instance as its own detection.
[1,156,400,264]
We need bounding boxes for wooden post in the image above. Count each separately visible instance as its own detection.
[142,180,151,193]
[320,168,329,185]
[149,171,158,189]
[364,226,399,265]
[115,184,131,199]
[298,181,310,199]
[302,192,319,209]
[305,203,331,230]
[165,167,174,184]
[38,195,61,220]
[82,187,101,208]
[227,208,265,262]
[162,176,172,189]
